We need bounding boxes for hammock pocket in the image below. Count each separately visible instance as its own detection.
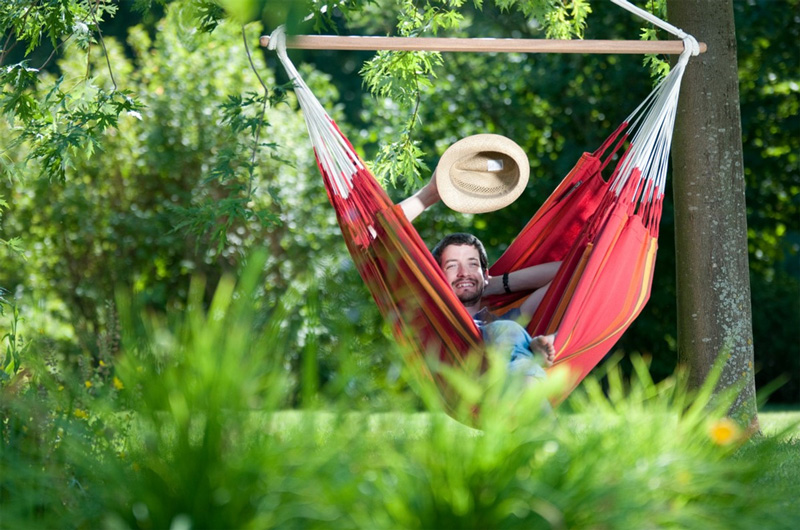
[269,28,693,406]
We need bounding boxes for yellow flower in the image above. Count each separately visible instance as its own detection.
[709,417,741,446]
[84,380,93,388]
[73,409,89,419]
[113,376,124,390]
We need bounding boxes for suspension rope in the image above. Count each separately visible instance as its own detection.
[610,0,700,56]
[268,26,362,198]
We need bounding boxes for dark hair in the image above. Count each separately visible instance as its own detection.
[431,233,488,271]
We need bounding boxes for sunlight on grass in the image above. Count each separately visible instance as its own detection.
[760,409,800,437]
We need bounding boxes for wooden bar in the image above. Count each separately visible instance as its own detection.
[259,35,707,54]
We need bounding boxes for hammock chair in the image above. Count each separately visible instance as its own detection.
[265,4,700,409]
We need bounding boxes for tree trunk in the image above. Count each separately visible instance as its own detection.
[667,0,758,427]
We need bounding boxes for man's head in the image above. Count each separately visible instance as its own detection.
[431,233,489,308]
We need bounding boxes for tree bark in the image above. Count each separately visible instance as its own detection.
[667,0,758,427]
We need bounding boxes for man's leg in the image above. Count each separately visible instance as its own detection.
[482,320,547,381]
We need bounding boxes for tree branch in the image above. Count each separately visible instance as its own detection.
[241,25,269,200]
[90,0,117,90]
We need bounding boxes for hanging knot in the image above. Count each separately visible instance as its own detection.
[682,34,700,57]
[268,25,287,53]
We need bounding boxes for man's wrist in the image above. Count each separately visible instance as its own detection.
[503,272,511,294]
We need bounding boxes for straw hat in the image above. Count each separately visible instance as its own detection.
[435,134,529,214]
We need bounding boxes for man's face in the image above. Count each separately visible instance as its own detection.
[439,244,487,307]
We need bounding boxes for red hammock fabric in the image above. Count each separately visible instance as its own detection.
[318,124,482,386]
[267,20,691,413]
[483,124,661,398]
[317,118,661,406]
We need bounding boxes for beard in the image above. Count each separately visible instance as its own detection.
[455,281,484,307]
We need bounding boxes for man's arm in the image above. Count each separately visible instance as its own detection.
[484,262,561,296]
[398,171,440,222]
[485,262,561,319]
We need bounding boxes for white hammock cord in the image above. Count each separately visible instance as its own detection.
[606,0,696,204]
[610,43,690,203]
[610,0,700,56]
[269,1,699,204]
[268,26,361,198]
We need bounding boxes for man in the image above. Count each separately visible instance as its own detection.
[399,172,558,376]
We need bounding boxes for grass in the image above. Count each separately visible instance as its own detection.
[3,264,799,529]
[760,407,800,436]
[5,387,798,529]
[255,406,800,440]
[745,407,800,512]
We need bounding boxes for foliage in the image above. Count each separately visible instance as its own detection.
[734,0,800,402]
[1,300,27,382]
[353,0,592,188]
[1,9,797,528]
[0,0,796,464]
[1,266,797,528]
[0,0,135,182]
[750,269,800,403]
[1,0,281,246]
[0,3,397,405]
[735,0,799,278]
[0,196,22,257]
[640,0,671,81]
[360,0,455,190]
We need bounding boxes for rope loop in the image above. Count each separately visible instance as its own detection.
[682,34,700,57]
[267,25,286,53]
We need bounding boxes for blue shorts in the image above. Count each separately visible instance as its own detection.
[479,319,547,381]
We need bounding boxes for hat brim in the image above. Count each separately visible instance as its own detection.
[436,134,529,214]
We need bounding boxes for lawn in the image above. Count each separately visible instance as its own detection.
[760,406,800,436]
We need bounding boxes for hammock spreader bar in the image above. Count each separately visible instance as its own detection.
[258,35,706,55]
[261,0,704,56]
